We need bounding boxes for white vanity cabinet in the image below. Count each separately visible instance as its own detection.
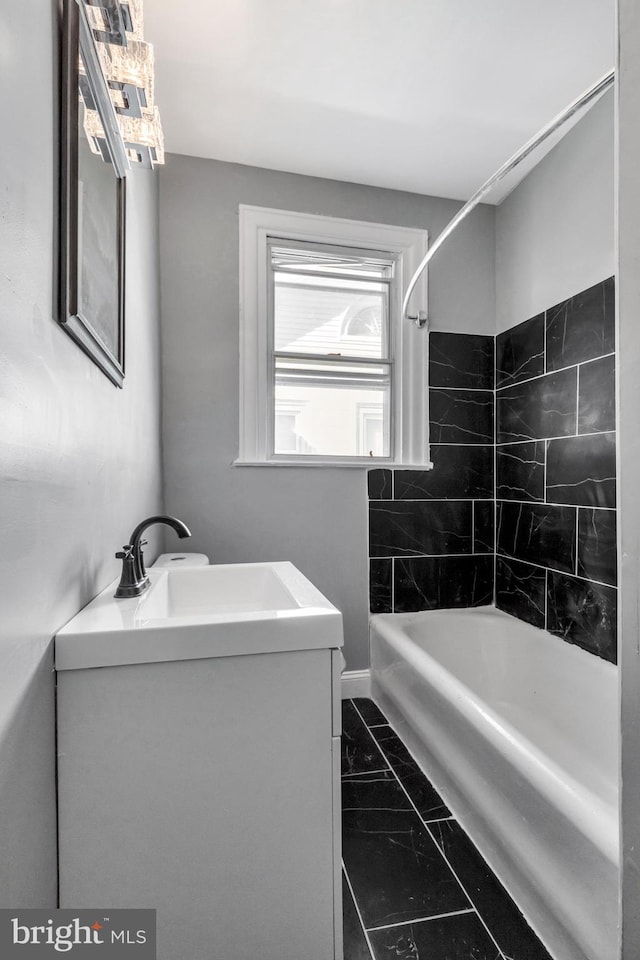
[55,562,343,960]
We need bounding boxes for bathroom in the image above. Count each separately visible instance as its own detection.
[2,0,640,958]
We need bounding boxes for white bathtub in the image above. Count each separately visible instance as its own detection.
[370,605,619,960]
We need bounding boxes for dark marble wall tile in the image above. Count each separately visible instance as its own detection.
[429,388,494,444]
[394,555,493,612]
[496,313,545,388]
[546,277,615,370]
[429,332,494,390]
[395,445,493,500]
[369,559,392,613]
[578,354,616,434]
[367,469,392,500]
[547,572,617,664]
[496,367,576,443]
[546,432,616,508]
[578,509,617,586]
[473,501,494,554]
[497,501,576,574]
[496,441,545,502]
[369,500,472,558]
[495,557,546,629]
[490,277,617,659]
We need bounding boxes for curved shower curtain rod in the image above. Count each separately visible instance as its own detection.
[402,68,615,326]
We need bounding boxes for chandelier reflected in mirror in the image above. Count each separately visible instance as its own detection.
[79,0,164,168]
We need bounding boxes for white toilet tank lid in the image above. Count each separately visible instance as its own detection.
[152,552,210,568]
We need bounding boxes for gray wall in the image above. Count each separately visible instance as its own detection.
[0,0,163,905]
[618,0,640,952]
[495,89,615,333]
[158,158,495,669]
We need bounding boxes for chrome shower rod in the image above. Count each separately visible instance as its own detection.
[402,68,615,325]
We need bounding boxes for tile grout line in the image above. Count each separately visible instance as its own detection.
[496,428,615,446]
[366,722,508,960]
[492,498,616,512]
[471,499,475,555]
[493,332,497,608]
[494,551,616,590]
[429,385,495,394]
[342,863,376,960]
[343,767,390,778]
[494,349,614,393]
[350,700,391,770]
[365,907,476,934]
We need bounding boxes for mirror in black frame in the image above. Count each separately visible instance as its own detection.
[59,0,129,387]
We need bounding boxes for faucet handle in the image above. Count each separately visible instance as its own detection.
[116,545,135,560]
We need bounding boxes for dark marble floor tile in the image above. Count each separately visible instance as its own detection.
[546,277,615,370]
[578,354,615,434]
[497,501,576,574]
[577,508,617,586]
[429,388,494,445]
[368,469,393,500]
[395,445,493,500]
[547,572,617,664]
[353,698,388,728]
[343,801,470,929]
[367,912,500,960]
[342,700,389,775]
[428,820,552,960]
[342,769,413,814]
[496,313,545,388]
[473,501,494,555]
[496,441,545,502]
[370,559,392,614]
[371,725,451,821]
[546,432,616,508]
[343,872,373,960]
[496,368,576,443]
[429,332,494,390]
[369,500,472,558]
[495,557,546,629]
[394,556,494,612]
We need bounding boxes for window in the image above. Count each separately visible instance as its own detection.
[238,206,430,467]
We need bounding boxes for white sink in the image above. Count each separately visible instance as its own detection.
[143,563,300,617]
[55,561,343,671]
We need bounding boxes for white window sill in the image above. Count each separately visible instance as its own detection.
[233,459,434,470]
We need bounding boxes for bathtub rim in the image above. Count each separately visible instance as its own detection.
[369,605,619,867]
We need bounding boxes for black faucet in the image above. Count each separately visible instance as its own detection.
[114,515,191,598]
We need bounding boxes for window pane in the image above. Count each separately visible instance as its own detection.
[274,359,390,457]
[274,274,388,359]
[270,244,394,279]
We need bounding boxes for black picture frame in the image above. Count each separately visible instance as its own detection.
[59,0,127,387]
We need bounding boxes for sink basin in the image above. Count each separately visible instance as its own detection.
[142,563,300,617]
[55,561,343,671]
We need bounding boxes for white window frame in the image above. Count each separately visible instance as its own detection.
[237,204,431,468]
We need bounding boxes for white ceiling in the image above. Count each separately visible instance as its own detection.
[144,0,615,202]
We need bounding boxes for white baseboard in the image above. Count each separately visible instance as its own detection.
[341,669,371,699]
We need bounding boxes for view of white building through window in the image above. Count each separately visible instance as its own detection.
[238,206,430,467]
[271,241,393,457]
